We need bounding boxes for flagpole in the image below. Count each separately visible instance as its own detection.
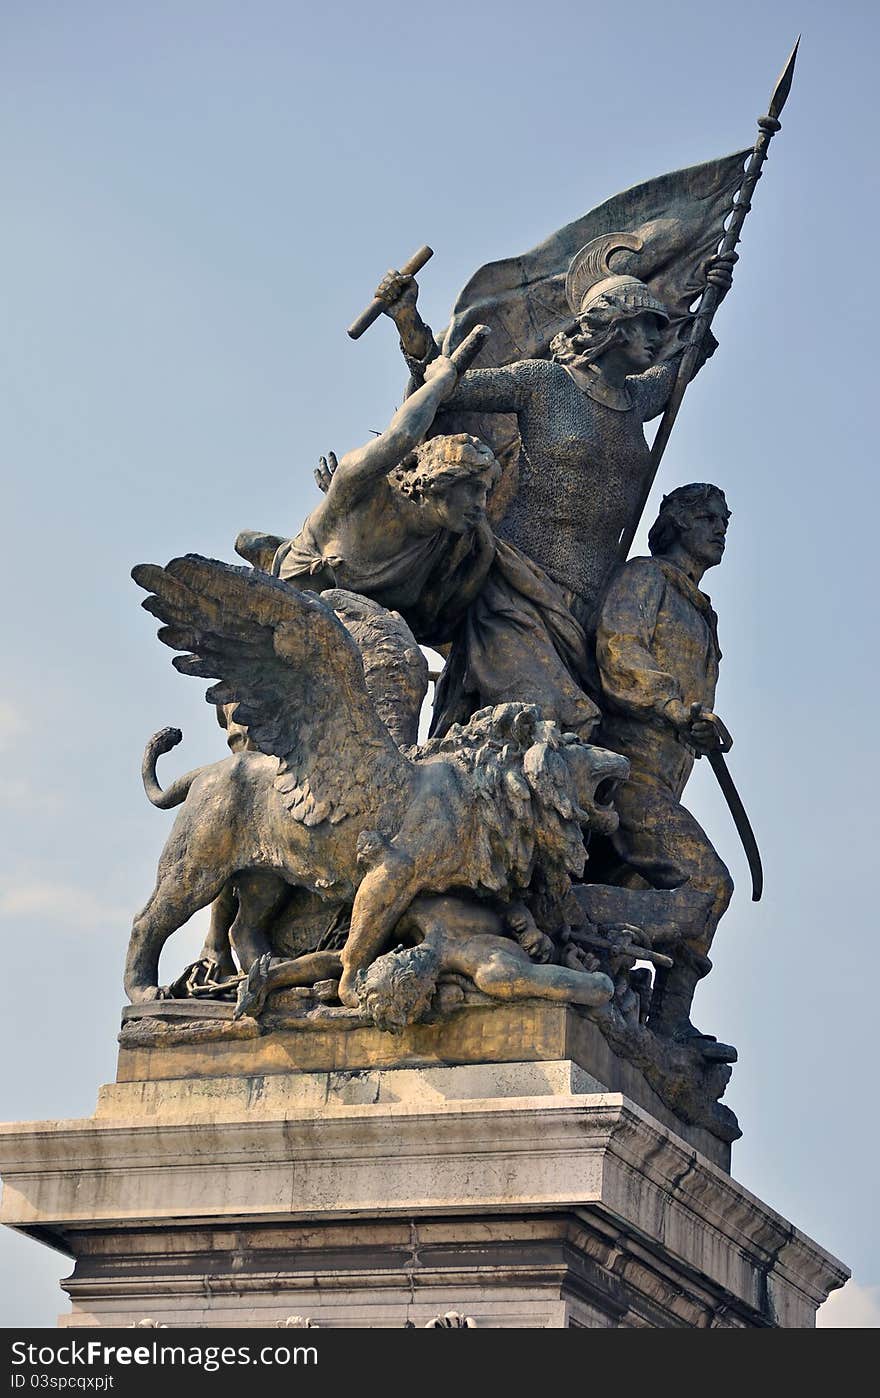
[615,38,800,565]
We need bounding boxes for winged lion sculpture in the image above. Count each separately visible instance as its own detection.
[126,556,628,1008]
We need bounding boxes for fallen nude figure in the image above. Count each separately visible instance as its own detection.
[233,892,614,1031]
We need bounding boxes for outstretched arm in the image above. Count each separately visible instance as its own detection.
[375,270,437,368]
[443,362,534,414]
[321,355,459,514]
[319,323,491,515]
[374,271,532,414]
[632,343,716,422]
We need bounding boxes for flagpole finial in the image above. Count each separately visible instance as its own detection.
[768,37,800,121]
[617,42,799,564]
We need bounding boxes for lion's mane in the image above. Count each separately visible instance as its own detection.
[415,702,589,904]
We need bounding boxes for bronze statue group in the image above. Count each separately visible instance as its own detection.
[127,150,782,1145]
[242,248,738,1048]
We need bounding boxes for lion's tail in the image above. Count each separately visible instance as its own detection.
[141,726,197,809]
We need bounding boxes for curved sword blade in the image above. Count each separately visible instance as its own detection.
[707,749,764,901]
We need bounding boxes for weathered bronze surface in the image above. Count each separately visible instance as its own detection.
[269,343,600,738]
[126,560,627,1003]
[376,161,742,627]
[122,58,797,1152]
[593,484,738,1047]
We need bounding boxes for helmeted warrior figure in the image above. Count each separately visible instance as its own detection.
[377,238,734,629]
[593,483,735,1045]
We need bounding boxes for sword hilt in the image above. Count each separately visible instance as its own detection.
[688,703,732,753]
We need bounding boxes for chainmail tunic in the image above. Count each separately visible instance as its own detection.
[446,358,676,624]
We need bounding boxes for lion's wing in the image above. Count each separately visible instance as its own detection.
[320,589,428,749]
[132,555,408,826]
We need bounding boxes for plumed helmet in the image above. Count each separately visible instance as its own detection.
[576,273,670,322]
[566,232,670,322]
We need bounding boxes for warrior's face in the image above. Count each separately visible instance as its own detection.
[616,312,665,370]
[678,497,730,570]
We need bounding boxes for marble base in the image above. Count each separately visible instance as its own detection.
[117,998,734,1168]
[0,1056,848,1328]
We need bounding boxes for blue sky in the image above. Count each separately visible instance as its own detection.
[1,0,877,1325]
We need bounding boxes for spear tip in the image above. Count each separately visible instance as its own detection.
[768,36,800,119]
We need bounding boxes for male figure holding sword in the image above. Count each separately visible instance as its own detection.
[594,483,751,1048]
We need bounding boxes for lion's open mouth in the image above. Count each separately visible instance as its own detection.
[593,776,619,808]
[584,769,625,834]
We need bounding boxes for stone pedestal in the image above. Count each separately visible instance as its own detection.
[0,1005,848,1328]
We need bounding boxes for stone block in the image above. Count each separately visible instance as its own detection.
[0,1055,848,1328]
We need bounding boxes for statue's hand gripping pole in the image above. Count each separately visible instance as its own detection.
[347,244,433,340]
